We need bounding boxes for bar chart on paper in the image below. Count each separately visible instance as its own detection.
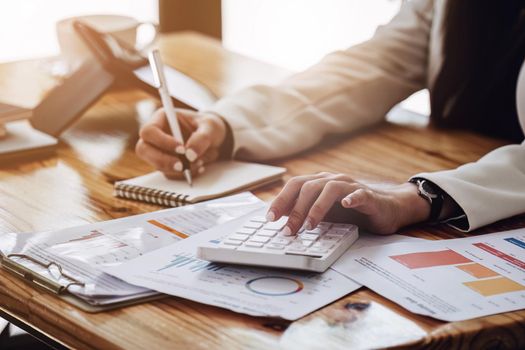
[389,245,525,297]
[335,228,525,321]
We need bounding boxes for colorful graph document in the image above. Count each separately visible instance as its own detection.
[105,210,424,320]
[333,228,525,321]
[105,215,360,320]
[0,192,264,302]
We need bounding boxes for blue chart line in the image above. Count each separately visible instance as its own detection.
[157,254,224,272]
[505,237,525,249]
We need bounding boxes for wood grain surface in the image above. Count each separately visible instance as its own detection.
[0,32,524,350]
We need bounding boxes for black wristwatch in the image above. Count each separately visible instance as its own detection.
[408,178,445,223]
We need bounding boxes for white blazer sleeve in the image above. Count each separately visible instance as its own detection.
[207,0,434,160]
[414,141,525,231]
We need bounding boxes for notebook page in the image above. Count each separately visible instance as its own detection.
[119,161,285,202]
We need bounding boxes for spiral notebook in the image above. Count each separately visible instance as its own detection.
[114,161,286,206]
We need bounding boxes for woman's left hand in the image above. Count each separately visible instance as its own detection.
[266,172,431,235]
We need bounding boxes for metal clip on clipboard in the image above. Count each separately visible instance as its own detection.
[0,252,164,313]
[0,253,85,294]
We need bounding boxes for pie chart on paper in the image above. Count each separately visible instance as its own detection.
[245,276,304,296]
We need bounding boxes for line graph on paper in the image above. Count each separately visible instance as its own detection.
[157,253,225,273]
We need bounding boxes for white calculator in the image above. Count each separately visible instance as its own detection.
[197,211,359,272]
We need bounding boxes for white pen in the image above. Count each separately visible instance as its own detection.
[148,50,193,186]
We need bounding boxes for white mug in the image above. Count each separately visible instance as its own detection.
[56,14,158,72]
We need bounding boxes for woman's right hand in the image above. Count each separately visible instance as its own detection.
[136,108,228,179]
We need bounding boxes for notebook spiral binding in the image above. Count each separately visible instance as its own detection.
[114,183,190,207]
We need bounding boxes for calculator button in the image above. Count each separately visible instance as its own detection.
[298,233,318,241]
[279,229,294,236]
[237,228,256,235]
[218,245,238,250]
[250,216,268,223]
[223,240,242,246]
[257,229,277,237]
[286,246,307,253]
[272,237,292,245]
[250,236,270,244]
[332,223,349,229]
[307,247,328,254]
[317,222,332,229]
[228,234,249,241]
[305,227,326,235]
[313,241,335,249]
[322,234,342,242]
[296,239,314,247]
[236,246,265,253]
[266,243,286,250]
[329,228,350,235]
[244,241,264,248]
[244,222,263,229]
[263,217,288,230]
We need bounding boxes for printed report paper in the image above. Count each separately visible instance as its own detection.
[0,192,264,300]
[105,213,424,320]
[333,228,525,321]
[105,216,360,320]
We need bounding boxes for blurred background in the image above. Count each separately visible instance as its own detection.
[0,0,428,112]
[0,0,396,70]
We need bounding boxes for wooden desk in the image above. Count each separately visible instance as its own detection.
[0,32,524,350]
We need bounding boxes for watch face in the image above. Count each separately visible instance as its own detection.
[421,181,438,199]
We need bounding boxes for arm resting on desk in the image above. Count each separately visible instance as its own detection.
[414,141,525,231]
[206,0,433,160]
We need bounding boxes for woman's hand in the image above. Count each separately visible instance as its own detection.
[266,172,431,235]
[136,108,227,179]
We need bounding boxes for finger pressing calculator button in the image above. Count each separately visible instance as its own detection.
[263,217,287,230]
[279,229,294,236]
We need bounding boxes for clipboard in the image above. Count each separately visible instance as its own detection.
[0,252,165,313]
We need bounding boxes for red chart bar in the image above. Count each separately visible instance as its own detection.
[390,249,472,269]
[474,243,525,269]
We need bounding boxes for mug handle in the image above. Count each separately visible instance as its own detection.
[134,22,159,53]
